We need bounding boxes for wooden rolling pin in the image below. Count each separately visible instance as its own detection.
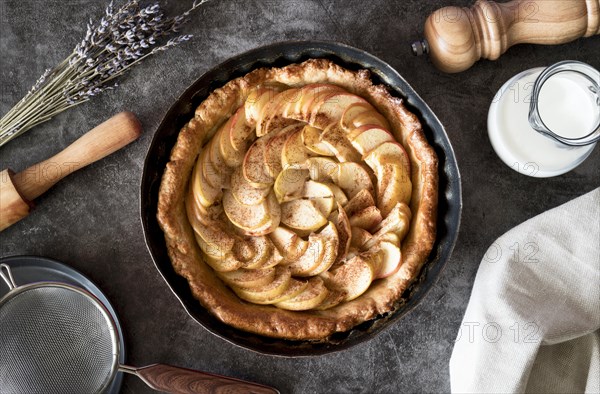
[412,0,600,73]
[0,112,142,231]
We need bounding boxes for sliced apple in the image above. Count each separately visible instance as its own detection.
[219,110,251,167]
[193,237,227,267]
[364,141,411,178]
[257,88,302,136]
[309,92,368,129]
[261,247,286,270]
[269,226,308,261]
[344,189,376,217]
[230,168,270,206]
[359,249,384,278]
[232,237,255,261]
[223,190,275,232]
[304,239,336,277]
[186,201,235,258]
[275,277,330,311]
[301,125,334,156]
[242,192,281,236]
[347,124,378,141]
[218,117,239,167]
[377,163,413,215]
[303,180,335,198]
[269,226,298,251]
[349,206,383,231]
[373,241,402,278]
[223,188,269,230]
[305,157,338,182]
[350,126,395,156]
[340,102,373,132]
[200,144,223,190]
[286,233,326,276]
[240,236,272,269]
[203,252,244,272]
[379,232,400,245]
[232,267,292,304]
[364,141,412,208]
[281,199,327,232]
[269,278,310,304]
[208,134,230,184]
[352,108,390,130]
[303,222,339,276]
[235,277,307,306]
[341,102,390,132]
[329,203,351,262]
[264,124,302,178]
[242,136,273,187]
[332,162,374,200]
[302,180,335,217]
[282,128,316,168]
[320,125,362,163]
[314,290,346,310]
[187,183,223,224]
[313,197,335,218]
[284,84,344,123]
[219,267,276,290]
[350,226,372,249]
[321,254,374,301]
[274,167,310,203]
[340,102,387,131]
[245,86,280,126]
[373,202,411,235]
[281,86,312,119]
[324,183,349,207]
[365,203,412,249]
[186,188,220,228]
[191,152,222,208]
[344,246,360,262]
[291,228,316,239]
[229,106,256,152]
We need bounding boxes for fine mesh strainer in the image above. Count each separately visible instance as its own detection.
[0,264,279,394]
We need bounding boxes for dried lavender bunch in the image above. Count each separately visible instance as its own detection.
[0,0,211,147]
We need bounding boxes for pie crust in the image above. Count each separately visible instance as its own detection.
[157,59,438,340]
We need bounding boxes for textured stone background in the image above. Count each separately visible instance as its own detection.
[1,1,598,393]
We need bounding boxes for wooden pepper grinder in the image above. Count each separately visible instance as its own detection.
[412,0,600,73]
[0,112,142,231]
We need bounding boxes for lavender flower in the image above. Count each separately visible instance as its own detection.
[0,0,212,147]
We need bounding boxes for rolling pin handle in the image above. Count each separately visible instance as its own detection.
[0,169,33,231]
[0,112,142,232]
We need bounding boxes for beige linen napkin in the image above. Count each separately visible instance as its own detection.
[450,187,600,393]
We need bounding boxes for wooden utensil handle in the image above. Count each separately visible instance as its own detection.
[12,111,142,201]
[421,0,600,73]
[130,364,279,394]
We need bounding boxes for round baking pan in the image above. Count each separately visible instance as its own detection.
[141,41,462,356]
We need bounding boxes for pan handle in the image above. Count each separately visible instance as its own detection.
[0,263,17,290]
[120,363,280,394]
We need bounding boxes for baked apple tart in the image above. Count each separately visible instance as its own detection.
[158,59,437,340]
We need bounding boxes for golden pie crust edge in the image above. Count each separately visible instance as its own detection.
[157,59,438,341]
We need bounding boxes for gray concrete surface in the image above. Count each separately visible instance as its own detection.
[1,1,598,393]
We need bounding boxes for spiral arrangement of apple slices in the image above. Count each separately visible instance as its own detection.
[186,83,413,311]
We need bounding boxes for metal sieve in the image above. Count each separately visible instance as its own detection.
[0,264,279,394]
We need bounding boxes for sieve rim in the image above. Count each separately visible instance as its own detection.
[0,280,121,394]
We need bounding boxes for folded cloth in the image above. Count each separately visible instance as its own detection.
[450,188,600,393]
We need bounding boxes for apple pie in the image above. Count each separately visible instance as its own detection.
[158,59,438,340]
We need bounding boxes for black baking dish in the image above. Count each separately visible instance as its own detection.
[140,41,462,356]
